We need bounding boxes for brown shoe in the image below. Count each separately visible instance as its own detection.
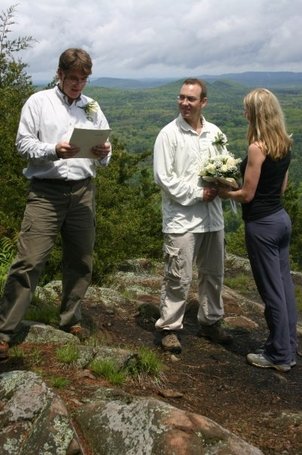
[0,341,9,360]
[62,324,88,341]
[161,331,182,354]
[199,320,233,345]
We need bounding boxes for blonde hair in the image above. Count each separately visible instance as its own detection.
[243,88,292,159]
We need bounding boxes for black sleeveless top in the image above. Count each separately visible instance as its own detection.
[241,150,291,222]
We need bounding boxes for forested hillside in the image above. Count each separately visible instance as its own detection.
[85,80,302,183]
[84,80,302,272]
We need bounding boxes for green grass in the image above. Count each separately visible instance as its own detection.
[295,284,302,312]
[9,346,24,359]
[48,376,71,389]
[225,272,302,319]
[89,358,126,385]
[125,347,162,377]
[224,273,255,295]
[56,344,80,364]
[27,347,43,366]
[89,346,163,385]
[0,236,17,294]
[25,288,60,325]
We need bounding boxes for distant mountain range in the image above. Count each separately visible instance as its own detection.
[89,76,177,89]
[89,72,302,90]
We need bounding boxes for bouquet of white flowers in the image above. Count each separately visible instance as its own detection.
[199,152,242,189]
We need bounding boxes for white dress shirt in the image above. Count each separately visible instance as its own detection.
[16,85,111,180]
[153,114,225,234]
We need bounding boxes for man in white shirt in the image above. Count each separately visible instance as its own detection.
[0,48,111,360]
[153,78,232,354]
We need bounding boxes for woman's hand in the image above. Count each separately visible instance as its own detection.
[218,186,233,199]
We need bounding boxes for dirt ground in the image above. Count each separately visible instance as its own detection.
[1,288,302,455]
[95,296,302,455]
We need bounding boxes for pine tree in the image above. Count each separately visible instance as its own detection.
[0,5,35,235]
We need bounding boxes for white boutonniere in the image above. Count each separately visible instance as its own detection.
[212,132,228,150]
[79,100,98,121]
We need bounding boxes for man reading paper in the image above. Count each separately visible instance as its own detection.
[0,48,111,360]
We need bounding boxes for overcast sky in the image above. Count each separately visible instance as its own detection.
[2,0,302,82]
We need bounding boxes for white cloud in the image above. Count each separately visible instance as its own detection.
[1,0,302,81]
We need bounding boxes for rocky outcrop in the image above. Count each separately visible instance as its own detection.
[0,255,301,454]
[75,389,263,455]
[0,370,83,455]
[0,369,263,455]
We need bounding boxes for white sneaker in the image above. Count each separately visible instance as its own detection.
[255,348,296,367]
[247,353,291,372]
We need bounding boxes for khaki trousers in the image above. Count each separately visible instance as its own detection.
[155,230,225,331]
[0,178,95,342]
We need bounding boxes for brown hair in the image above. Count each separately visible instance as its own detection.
[58,48,92,76]
[182,78,207,99]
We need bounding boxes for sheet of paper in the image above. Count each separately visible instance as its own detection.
[70,128,111,159]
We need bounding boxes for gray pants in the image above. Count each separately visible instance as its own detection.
[0,177,95,342]
[155,230,225,331]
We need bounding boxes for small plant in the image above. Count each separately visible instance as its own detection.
[0,235,17,294]
[10,346,24,359]
[27,347,43,366]
[295,285,302,312]
[25,291,60,326]
[84,333,106,347]
[224,273,255,294]
[56,344,80,364]
[48,376,71,389]
[125,347,162,377]
[90,358,126,385]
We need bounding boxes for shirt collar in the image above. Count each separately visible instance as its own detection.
[55,84,84,106]
[177,113,209,134]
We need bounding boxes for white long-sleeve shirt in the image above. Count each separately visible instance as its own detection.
[16,85,111,180]
[153,114,224,233]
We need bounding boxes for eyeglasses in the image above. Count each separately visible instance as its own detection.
[177,95,200,102]
[64,75,89,85]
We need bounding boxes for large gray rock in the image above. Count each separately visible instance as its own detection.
[75,391,263,455]
[0,370,264,454]
[0,371,82,455]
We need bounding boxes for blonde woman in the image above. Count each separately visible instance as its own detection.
[219,88,297,372]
